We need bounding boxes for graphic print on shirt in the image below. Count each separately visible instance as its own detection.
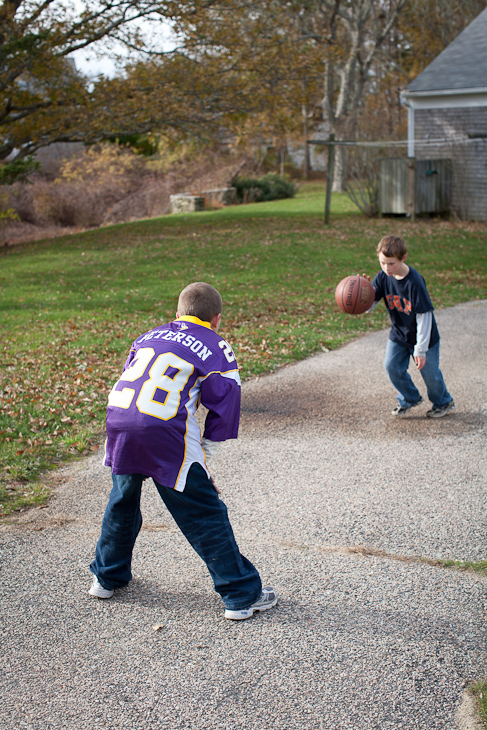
[385,295,412,315]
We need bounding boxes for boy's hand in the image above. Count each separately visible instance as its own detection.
[360,273,371,282]
[210,475,222,494]
[414,356,426,370]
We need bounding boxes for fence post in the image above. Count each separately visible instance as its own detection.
[408,157,416,223]
[324,133,335,224]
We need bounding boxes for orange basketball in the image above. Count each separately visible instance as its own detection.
[335,275,375,315]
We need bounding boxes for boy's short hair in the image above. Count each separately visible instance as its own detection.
[376,235,408,260]
[178,282,223,323]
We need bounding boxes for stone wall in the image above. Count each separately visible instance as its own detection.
[169,195,205,214]
[170,187,236,214]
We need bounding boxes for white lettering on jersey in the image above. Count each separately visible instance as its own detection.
[135,330,213,360]
[198,346,212,362]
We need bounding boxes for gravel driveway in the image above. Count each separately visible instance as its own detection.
[1,301,486,730]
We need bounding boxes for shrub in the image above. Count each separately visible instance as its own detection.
[1,145,262,243]
[0,156,40,185]
[32,181,114,228]
[57,143,145,185]
[233,173,296,203]
[34,144,150,228]
[0,198,20,224]
[344,147,383,218]
[107,133,159,157]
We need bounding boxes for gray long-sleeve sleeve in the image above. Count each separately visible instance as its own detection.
[414,311,433,357]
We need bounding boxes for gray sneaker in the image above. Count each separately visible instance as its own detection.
[224,587,278,620]
[391,396,423,416]
[426,400,455,418]
[89,576,114,599]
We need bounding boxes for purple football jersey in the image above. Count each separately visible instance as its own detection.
[104,316,241,491]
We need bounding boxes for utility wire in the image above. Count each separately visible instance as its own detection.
[307,136,486,147]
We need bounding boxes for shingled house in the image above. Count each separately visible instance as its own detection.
[401,8,487,220]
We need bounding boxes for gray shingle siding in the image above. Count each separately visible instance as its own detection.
[413,108,487,220]
[402,9,487,220]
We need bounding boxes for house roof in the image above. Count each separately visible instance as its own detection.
[406,7,487,94]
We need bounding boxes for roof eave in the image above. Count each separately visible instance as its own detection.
[403,87,487,98]
[401,87,487,110]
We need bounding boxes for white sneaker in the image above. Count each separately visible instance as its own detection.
[89,576,114,599]
[224,587,278,620]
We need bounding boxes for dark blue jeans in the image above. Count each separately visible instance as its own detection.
[90,463,262,610]
[384,339,452,408]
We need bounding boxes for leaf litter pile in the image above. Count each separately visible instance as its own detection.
[1,317,121,512]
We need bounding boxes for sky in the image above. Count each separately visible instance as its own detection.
[68,6,175,79]
[70,48,119,78]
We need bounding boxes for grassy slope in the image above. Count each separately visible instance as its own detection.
[1,183,486,514]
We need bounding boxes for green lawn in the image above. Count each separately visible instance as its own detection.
[1,182,487,514]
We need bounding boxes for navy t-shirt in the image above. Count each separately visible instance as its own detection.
[372,267,440,349]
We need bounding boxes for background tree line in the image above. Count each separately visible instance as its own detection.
[1,0,486,186]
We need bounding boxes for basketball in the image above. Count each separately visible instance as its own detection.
[335,275,375,315]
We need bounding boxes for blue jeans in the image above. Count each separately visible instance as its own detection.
[90,463,262,610]
[384,339,452,409]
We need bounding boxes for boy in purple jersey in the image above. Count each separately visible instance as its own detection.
[366,235,454,418]
[89,282,277,620]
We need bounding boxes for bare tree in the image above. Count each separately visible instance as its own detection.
[316,0,409,190]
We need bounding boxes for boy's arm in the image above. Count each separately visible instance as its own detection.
[200,372,240,495]
[200,370,241,442]
[414,311,433,370]
[361,273,379,313]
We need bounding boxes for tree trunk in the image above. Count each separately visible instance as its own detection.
[280,145,286,176]
[332,144,348,192]
[302,103,310,179]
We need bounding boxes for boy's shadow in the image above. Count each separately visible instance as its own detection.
[241,378,484,440]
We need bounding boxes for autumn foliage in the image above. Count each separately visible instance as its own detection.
[0,143,260,243]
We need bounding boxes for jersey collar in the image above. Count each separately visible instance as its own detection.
[177,315,212,329]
